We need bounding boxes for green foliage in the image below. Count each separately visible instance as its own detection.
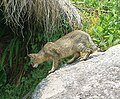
[75,0,120,50]
[0,69,6,87]
[0,48,7,87]
[92,12,120,49]
[0,37,21,86]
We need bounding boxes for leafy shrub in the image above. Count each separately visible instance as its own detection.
[75,0,120,50]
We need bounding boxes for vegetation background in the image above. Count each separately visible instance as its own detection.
[0,0,119,98]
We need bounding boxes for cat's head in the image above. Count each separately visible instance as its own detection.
[28,54,40,68]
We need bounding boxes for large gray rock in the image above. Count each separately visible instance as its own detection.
[32,45,120,99]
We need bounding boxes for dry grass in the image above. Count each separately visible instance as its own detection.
[1,0,82,38]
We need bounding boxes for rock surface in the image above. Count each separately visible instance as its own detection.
[32,45,120,99]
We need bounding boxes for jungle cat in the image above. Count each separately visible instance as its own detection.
[28,30,99,73]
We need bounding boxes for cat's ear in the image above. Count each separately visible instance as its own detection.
[28,54,38,58]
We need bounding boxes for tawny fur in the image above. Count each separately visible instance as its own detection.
[28,30,99,73]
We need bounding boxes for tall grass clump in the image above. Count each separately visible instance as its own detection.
[1,0,82,39]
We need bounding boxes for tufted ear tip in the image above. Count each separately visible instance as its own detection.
[28,54,32,57]
[28,54,35,58]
